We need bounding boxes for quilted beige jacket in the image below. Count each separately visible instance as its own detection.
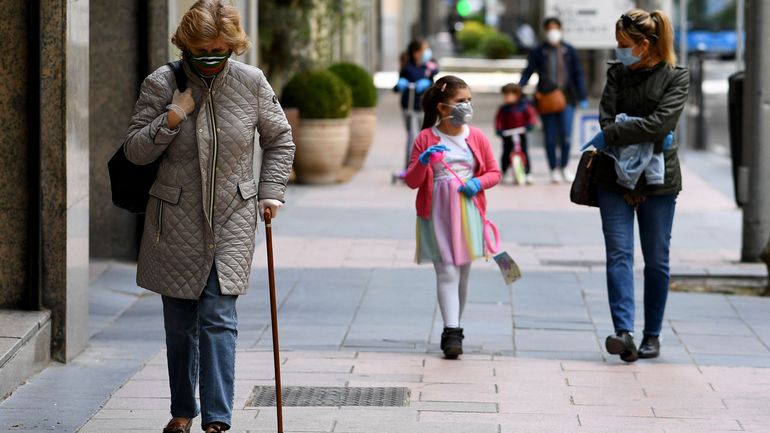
[123,60,295,299]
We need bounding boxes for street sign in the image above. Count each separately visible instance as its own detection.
[544,0,635,49]
[573,110,601,154]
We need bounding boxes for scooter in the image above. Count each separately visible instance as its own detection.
[392,83,418,184]
[502,127,528,186]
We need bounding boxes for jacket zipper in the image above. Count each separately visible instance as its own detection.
[205,81,219,229]
[155,200,164,242]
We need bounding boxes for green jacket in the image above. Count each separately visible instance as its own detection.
[594,60,689,196]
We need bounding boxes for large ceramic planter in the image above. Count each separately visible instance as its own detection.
[344,107,377,170]
[294,118,350,184]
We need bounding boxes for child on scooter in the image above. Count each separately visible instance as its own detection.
[495,83,537,184]
[405,75,501,359]
[394,40,439,178]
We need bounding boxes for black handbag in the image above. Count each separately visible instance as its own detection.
[570,150,598,207]
[108,61,187,213]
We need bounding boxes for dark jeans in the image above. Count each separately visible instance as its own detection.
[162,265,238,428]
[597,187,677,337]
[500,134,531,174]
[540,104,575,170]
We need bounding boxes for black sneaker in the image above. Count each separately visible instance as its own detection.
[441,327,464,359]
[638,335,660,359]
[605,331,639,363]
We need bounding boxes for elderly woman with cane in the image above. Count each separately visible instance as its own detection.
[122,1,294,431]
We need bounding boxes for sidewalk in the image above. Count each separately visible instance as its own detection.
[4,92,770,432]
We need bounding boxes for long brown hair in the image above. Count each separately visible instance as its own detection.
[420,75,469,130]
[616,9,677,67]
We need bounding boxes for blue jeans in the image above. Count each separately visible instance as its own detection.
[597,187,677,337]
[162,265,238,428]
[540,104,575,170]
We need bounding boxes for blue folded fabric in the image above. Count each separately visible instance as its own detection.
[601,114,665,189]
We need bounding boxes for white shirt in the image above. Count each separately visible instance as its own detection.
[431,126,476,181]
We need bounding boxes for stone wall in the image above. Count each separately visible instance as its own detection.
[0,0,30,309]
[89,1,143,260]
[89,0,169,260]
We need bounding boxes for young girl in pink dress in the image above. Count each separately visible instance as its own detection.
[405,75,501,359]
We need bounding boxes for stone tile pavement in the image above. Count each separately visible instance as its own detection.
[3,92,770,432]
[78,349,770,433]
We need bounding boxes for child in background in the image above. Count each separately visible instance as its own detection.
[405,75,501,359]
[495,83,537,184]
[394,40,440,174]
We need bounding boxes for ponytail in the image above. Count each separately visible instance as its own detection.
[420,75,469,130]
[650,10,677,67]
[617,8,677,68]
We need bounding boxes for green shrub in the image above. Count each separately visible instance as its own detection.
[479,32,516,59]
[456,21,495,54]
[328,62,377,108]
[282,69,352,119]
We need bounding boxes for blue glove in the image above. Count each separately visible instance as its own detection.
[662,131,674,151]
[580,131,607,151]
[415,78,432,94]
[418,144,448,165]
[579,100,589,109]
[395,77,408,92]
[457,178,482,197]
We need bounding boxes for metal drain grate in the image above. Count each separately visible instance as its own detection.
[245,386,410,407]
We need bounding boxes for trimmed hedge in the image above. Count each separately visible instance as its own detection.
[282,69,352,119]
[456,21,495,53]
[480,32,516,59]
[328,62,377,108]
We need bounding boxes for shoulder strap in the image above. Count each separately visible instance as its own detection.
[166,60,187,92]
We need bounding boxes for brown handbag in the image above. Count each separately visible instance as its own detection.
[535,88,567,115]
[570,150,598,207]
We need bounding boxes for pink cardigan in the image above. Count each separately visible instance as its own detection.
[405,126,501,219]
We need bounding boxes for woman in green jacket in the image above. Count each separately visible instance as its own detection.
[584,8,689,362]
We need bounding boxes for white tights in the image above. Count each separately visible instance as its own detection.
[433,262,471,328]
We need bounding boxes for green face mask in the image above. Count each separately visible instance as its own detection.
[188,50,231,77]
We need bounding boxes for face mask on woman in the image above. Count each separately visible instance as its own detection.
[441,101,474,126]
[188,50,231,77]
[615,46,642,66]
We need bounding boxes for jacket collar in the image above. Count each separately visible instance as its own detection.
[182,55,230,90]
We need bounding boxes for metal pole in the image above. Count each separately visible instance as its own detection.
[678,0,688,152]
[741,0,770,261]
[694,49,707,150]
[25,0,42,311]
[736,0,745,70]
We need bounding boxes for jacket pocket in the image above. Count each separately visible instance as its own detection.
[148,182,182,242]
[237,179,258,200]
[238,179,259,232]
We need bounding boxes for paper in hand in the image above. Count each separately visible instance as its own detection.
[493,251,522,285]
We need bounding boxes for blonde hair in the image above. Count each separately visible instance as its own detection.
[616,9,677,67]
[171,0,250,55]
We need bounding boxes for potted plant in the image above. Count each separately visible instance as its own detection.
[282,69,352,184]
[328,62,378,176]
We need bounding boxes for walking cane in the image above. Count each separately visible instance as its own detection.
[263,209,284,433]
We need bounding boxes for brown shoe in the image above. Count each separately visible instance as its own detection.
[203,422,229,432]
[163,418,192,433]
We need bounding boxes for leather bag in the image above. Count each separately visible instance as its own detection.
[570,150,598,207]
[108,61,186,213]
[534,88,567,115]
